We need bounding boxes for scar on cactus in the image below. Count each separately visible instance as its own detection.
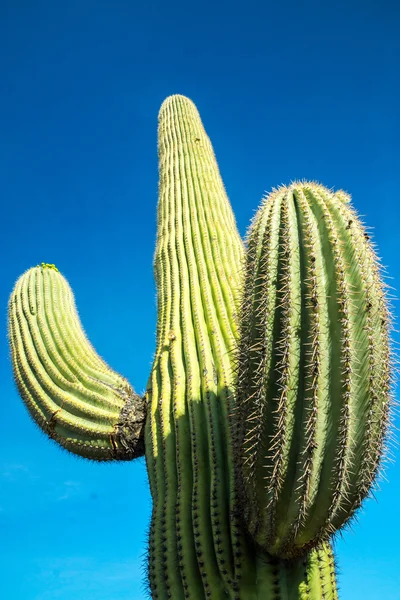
[8,94,394,599]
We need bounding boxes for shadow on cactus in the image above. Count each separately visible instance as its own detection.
[8,95,394,599]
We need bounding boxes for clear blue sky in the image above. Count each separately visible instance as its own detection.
[1,1,399,598]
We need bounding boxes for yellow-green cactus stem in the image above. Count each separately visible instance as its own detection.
[9,264,146,460]
[147,93,244,599]
[236,182,392,559]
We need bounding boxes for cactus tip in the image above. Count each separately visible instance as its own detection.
[158,94,198,120]
[37,262,59,272]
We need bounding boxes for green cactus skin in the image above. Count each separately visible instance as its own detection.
[14,94,397,598]
[8,263,145,460]
[146,94,244,599]
[236,183,392,560]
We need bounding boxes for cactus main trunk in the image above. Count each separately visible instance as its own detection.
[145,95,338,598]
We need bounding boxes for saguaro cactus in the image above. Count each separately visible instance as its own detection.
[8,95,392,599]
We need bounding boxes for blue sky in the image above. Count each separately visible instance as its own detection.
[1,1,399,598]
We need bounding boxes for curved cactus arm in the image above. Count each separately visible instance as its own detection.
[8,263,146,461]
[235,182,393,559]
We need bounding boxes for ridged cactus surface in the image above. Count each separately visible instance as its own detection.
[7,94,393,599]
[146,94,244,598]
[9,263,145,460]
[236,183,391,559]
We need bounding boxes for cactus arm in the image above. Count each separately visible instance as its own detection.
[9,264,145,461]
[236,182,392,559]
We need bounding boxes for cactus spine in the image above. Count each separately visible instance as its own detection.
[8,94,392,599]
